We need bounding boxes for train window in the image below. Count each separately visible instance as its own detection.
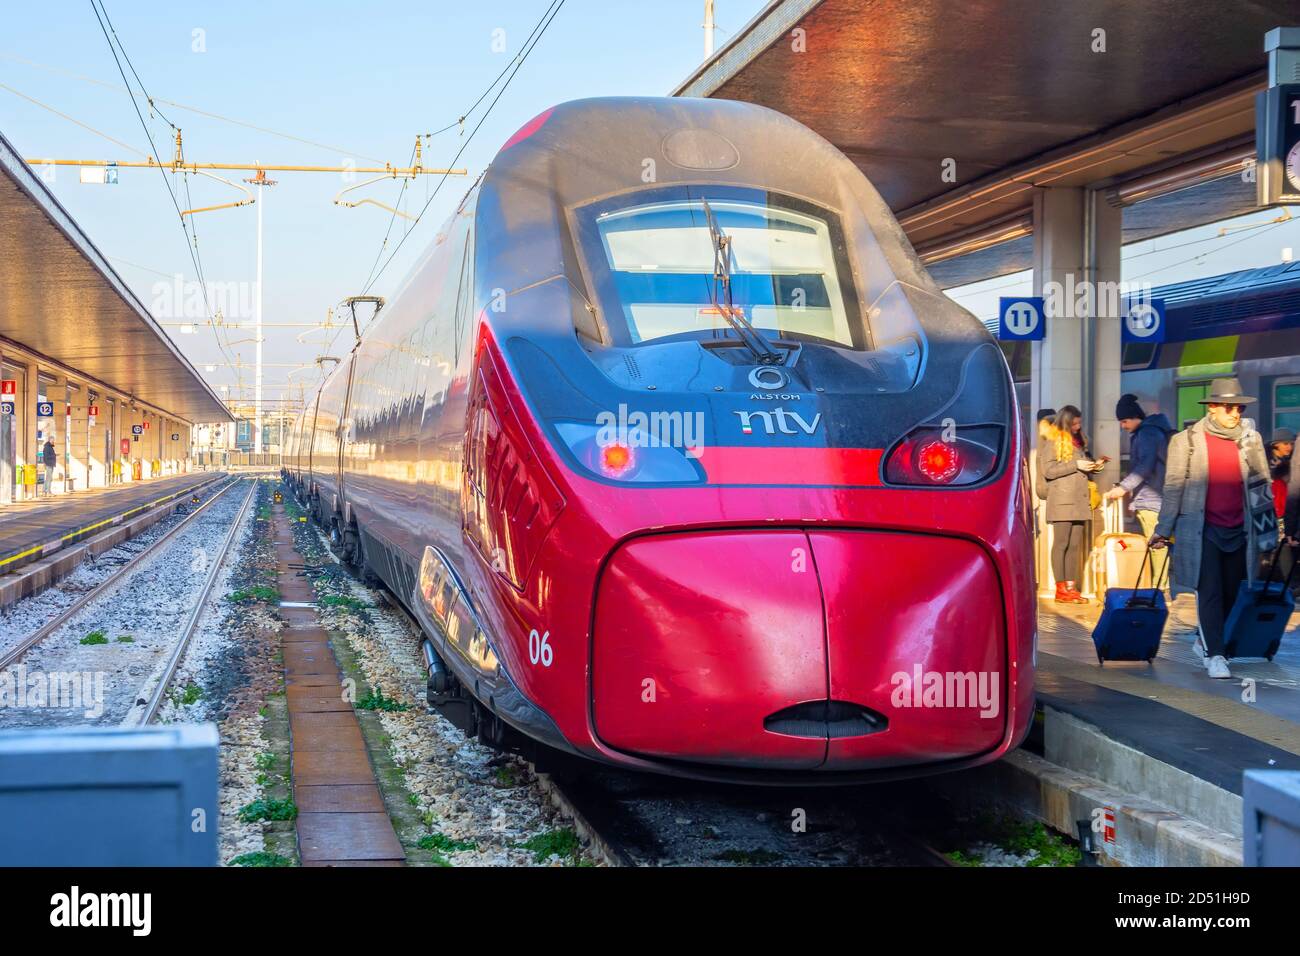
[577,186,867,350]
[1274,378,1300,433]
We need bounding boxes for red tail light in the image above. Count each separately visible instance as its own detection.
[884,426,1001,486]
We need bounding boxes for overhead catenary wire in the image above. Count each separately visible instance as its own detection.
[0,50,391,164]
[320,0,567,369]
[88,0,239,379]
[359,0,567,299]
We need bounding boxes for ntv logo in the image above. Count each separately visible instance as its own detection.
[734,407,821,436]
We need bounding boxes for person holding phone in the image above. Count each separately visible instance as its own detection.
[1039,405,1105,604]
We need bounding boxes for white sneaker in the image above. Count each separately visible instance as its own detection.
[1206,655,1232,679]
[1193,630,1209,667]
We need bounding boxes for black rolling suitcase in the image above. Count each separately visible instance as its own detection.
[1223,545,1296,662]
[1090,549,1171,664]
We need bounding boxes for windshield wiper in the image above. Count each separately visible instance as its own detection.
[700,199,783,366]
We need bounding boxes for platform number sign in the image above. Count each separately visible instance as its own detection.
[171,432,180,441]
[131,424,143,436]
[997,296,1045,341]
[1256,83,1300,204]
[1121,298,1166,343]
[36,401,53,418]
[0,402,11,417]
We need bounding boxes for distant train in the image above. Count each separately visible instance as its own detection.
[999,262,1300,448]
[285,97,1036,783]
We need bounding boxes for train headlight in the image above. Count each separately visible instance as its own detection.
[553,422,703,484]
[884,425,1001,486]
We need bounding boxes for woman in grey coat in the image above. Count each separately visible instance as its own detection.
[1038,405,1106,603]
[1151,378,1276,679]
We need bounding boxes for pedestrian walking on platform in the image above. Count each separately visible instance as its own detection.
[1104,393,1173,539]
[40,439,56,496]
[1150,378,1276,680]
[1039,405,1106,604]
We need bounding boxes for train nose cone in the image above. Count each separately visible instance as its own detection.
[591,529,1007,773]
[592,530,830,769]
[808,531,1007,769]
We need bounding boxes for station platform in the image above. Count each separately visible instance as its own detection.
[0,472,225,580]
[955,596,1300,865]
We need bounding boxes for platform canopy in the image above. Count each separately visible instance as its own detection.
[675,0,1297,286]
[0,128,231,423]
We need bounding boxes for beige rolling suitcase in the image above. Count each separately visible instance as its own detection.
[1087,499,1151,598]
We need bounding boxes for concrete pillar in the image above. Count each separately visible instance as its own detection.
[109,398,122,484]
[68,387,90,492]
[86,392,105,488]
[1030,187,1123,589]
[21,363,38,500]
[0,346,9,506]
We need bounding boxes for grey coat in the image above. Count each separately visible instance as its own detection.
[1037,435,1094,522]
[1154,417,1273,596]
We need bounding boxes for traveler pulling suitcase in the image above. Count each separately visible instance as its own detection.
[1222,544,1296,661]
[1091,548,1171,664]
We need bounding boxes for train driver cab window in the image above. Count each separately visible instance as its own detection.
[579,187,867,350]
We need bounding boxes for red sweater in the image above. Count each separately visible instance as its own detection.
[1204,434,1243,528]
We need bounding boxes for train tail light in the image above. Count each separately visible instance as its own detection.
[553,422,703,484]
[884,425,1001,486]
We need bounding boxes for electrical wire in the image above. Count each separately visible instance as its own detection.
[0,80,147,156]
[360,0,566,298]
[89,0,239,384]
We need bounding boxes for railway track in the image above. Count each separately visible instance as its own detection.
[134,480,257,725]
[0,476,242,673]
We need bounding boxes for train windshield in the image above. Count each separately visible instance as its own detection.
[579,187,867,349]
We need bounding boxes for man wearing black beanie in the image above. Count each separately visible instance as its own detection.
[1104,393,1174,539]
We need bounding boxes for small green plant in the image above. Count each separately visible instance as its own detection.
[80,631,108,645]
[237,798,298,823]
[712,848,783,866]
[258,705,268,718]
[356,686,409,712]
[420,810,438,830]
[226,585,280,604]
[229,851,293,867]
[1000,820,1081,867]
[319,594,369,611]
[254,752,278,771]
[115,635,135,643]
[407,792,420,807]
[945,849,983,867]
[171,683,203,707]
[516,828,581,864]
[494,765,520,788]
[418,832,477,853]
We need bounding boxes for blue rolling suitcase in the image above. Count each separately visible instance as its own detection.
[1091,549,1170,664]
[1223,546,1296,662]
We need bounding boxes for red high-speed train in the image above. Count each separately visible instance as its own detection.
[285,96,1036,783]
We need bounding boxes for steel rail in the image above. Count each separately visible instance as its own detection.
[138,479,257,724]
[0,476,241,672]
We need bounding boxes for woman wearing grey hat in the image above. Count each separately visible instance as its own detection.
[1150,378,1277,679]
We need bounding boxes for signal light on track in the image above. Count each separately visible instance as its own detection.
[916,439,960,483]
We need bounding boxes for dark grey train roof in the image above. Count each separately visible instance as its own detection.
[479,96,941,297]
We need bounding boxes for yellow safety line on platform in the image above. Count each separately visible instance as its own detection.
[0,479,215,569]
[1040,651,1300,756]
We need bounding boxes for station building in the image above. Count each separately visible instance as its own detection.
[0,127,231,504]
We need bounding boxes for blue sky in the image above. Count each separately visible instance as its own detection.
[1,0,767,408]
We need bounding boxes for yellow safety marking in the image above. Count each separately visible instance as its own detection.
[1040,651,1300,756]
[0,478,218,569]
